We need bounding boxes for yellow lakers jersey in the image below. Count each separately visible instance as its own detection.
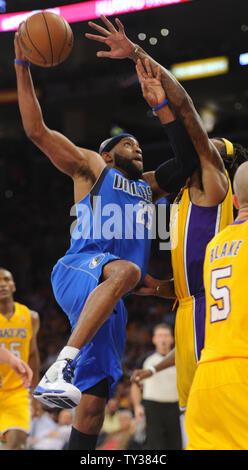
[170,172,233,300]
[0,302,32,390]
[200,219,248,363]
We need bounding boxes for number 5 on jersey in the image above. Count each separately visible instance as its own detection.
[210,265,232,323]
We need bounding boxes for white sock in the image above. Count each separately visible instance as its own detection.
[57,346,79,361]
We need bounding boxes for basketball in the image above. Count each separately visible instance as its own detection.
[18,12,74,67]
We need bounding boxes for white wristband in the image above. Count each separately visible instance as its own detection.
[148,366,156,375]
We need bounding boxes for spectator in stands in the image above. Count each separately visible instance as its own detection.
[28,408,73,450]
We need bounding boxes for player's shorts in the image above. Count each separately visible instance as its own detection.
[51,252,128,399]
[185,357,248,450]
[0,387,30,437]
[175,292,206,410]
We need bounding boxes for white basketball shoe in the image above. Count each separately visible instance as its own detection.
[33,347,81,409]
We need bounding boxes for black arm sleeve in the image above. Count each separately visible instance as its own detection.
[155,118,199,193]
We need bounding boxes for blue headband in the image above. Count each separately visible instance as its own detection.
[99,133,136,155]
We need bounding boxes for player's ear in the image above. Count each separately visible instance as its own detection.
[101,151,114,165]
[232,194,240,210]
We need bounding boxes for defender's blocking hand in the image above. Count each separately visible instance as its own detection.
[85,15,135,59]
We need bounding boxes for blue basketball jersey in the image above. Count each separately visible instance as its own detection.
[65,166,153,281]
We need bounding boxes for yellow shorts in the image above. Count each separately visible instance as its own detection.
[185,358,248,450]
[0,387,31,437]
[175,294,206,409]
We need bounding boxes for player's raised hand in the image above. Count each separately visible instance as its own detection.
[85,15,135,59]
[136,58,166,110]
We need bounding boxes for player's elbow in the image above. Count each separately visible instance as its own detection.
[25,120,46,143]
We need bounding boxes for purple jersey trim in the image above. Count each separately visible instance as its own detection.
[193,293,206,361]
[185,203,220,296]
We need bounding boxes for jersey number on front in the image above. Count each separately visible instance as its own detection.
[210,265,232,322]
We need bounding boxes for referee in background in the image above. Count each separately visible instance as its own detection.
[130,323,182,450]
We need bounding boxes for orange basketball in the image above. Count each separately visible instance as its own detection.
[18,12,74,67]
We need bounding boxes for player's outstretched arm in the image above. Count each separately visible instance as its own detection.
[86,16,228,204]
[14,32,105,181]
[86,15,200,127]
[85,16,201,128]
[137,57,198,195]
[137,55,228,203]
[135,60,177,200]
[131,348,176,386]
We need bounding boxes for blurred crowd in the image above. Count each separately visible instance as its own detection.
[0,140,178,450]
[27,394,146,450]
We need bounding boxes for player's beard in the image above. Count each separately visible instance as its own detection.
[114,151,143,181]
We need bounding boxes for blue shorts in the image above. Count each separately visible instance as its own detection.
[51,252,128,399]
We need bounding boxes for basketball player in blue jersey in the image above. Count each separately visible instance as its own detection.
[14,31,203,450]
[86,16,248,415]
